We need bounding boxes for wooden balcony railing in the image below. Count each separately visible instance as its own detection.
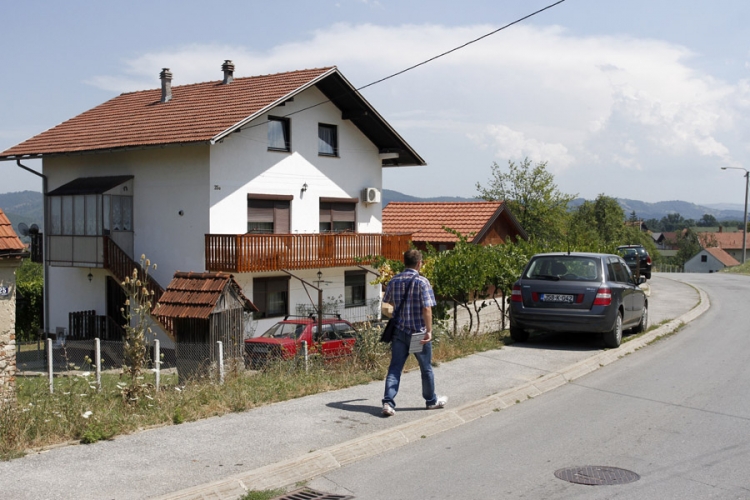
[205,233,412,273]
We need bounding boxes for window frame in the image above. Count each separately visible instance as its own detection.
[318,123,338,157]
[344,270,367,308]
[319,197,357,233]
[247,194,292,234]
[267,116,291,152]
[253,276,291,319]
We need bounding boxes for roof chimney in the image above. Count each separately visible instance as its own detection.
[222,60,235,84]
[160,68,173,103]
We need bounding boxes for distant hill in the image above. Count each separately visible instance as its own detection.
[385,190,746,222]
[0,191,43,241]
[1,189,744,234]
[571,197,745,222]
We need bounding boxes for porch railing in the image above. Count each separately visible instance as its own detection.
[205,233,412,273]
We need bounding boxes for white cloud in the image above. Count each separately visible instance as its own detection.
[84,22,749,202]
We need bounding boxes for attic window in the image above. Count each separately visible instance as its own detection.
[268,116,290,152]
[318,124,338,156]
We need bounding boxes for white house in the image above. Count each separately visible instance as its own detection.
[0,62,424,342]
[684,246,739,273]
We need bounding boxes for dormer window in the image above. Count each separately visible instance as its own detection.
[268,116,290,152]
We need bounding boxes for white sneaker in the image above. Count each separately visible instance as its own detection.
[427,395,448,410]
[382,403,395,417]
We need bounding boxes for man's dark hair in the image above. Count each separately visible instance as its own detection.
[404,249,422,268]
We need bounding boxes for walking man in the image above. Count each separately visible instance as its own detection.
[381,249,447,417]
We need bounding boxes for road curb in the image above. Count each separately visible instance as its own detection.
[153,285,710,500]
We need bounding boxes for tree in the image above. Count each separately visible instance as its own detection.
[674,229,702,268]
[567,194,627,252]
[476,158,576,246]
[660,213,686,232]
[698,214,718,227]
[15,259,43,342]
[628,211,639,222]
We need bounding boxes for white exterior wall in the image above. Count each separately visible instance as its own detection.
[41,85,389,336]
[210,86,385,333]
[43,145,210,331]
[209,86,383,234]
[684,251,725,273]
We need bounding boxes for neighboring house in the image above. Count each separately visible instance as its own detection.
[0,208,28,396]
[0,62,423,342]
[698,230,748,263]
[382,201,527,252]
[684,247,740,273]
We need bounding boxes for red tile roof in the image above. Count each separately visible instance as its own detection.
[382,202,508,243]
[0,208,26,255]
[155,272,257,320]
[0,67,335,158]
[698,231,749,250]
[704,247,740,267]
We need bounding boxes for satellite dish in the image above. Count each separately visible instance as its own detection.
[29,224,39,234]
[17,222,29,237]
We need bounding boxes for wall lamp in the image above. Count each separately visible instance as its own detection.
[302,182,308,192]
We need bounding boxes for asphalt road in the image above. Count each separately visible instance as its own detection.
[307,273,750,499]
[0,275,703,499]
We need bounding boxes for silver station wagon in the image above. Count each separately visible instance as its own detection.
[509,252,648,348]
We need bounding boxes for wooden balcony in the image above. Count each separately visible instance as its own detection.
[205,233,412,273]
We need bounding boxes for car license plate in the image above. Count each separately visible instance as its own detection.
[541,294,574,303]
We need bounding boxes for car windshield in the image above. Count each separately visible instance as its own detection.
[524,256,601,281]
[260,322,306,340]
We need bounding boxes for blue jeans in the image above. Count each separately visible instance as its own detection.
[382,327,437,409]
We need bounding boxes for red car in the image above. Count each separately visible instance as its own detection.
[245,317,357,368]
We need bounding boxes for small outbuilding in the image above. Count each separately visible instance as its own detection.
[155,272,257,380]
[684,247,740,273]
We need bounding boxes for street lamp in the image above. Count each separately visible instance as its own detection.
[721,166,749,264]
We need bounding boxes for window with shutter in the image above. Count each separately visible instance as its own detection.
[319,201,356,233]
[247,197,291,234]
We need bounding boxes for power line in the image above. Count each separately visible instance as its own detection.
[242,0,567,129]
[357,0,567,92]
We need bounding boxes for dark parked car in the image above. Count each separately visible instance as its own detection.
[245,317,357,368]
[509,252,648,348]
[616,244,652,279]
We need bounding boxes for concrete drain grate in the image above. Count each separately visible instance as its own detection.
[270,487,354,500]
[554,466,640,486]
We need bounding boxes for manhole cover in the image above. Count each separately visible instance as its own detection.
[554,466,640,486]
[271,487,354,500]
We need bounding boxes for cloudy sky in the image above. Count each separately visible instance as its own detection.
[1,0,749,206]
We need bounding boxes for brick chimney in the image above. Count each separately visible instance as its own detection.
[222,60,235,84]
[160,68,173,103]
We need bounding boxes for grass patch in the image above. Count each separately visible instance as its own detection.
[1,324,505,460]
[240,488,286,500]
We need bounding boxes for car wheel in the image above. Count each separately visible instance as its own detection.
[510,326,529,342]
[603,311,623,348]
[645,272,651,280]
[633,305,648,333]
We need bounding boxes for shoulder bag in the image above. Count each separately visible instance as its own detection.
[380,277,416,343]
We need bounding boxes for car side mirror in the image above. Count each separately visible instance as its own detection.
[638,276,646,285]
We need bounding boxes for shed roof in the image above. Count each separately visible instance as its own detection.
[0,66,424,167]
[382,201,526,243]
[0,208,27,256]
[155,272,257,320]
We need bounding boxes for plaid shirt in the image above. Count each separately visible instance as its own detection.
[383,268,437,333]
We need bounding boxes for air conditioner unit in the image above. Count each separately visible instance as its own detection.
[362,187,381,204]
